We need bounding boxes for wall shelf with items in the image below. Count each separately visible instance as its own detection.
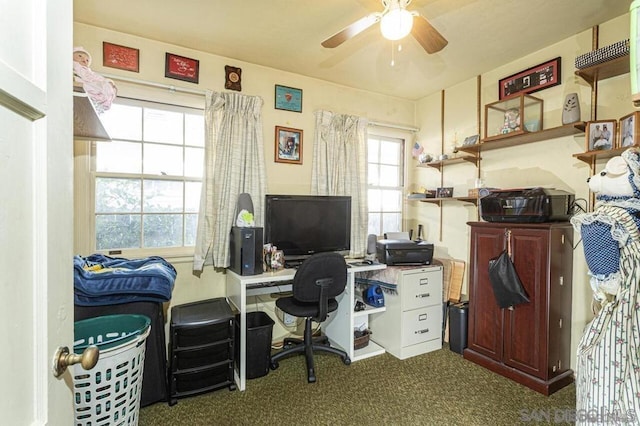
[574,54,629,87]
[572,46,630,209]
[457,123,586,154]
[417,155,481,171]
[418,196,478,206]
[573,147,626,164]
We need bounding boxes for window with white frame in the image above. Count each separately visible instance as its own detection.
[367,135,404,236]
[92,98,204,256]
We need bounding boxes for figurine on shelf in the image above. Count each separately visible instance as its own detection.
[500,108,521,134]
[73,46,117,113]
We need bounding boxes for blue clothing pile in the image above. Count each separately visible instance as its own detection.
[74,254,176,306]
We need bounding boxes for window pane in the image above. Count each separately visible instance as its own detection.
[95,178,141,213]
[144,180,183,213]
[96,141,141,173]
[368,213,381,236]
[185,113,204,147]
[95,215,141,250]
[185,147,204,178]
[368,139,379,162]
[379,165,399,187]
[382,213,401,233]
[144,144,183,176]
[144,214,182,247]
[185,182,201,212]
[185,213,198,246]
[143,108,183,144]
[368,164,379,186]
[100,104,142,140]
[380,140,400,165]
[368,189,382,211]
[382,189,402,211]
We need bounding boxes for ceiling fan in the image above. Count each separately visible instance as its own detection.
[321,0,448,54]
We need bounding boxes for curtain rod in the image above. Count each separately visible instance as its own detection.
[101,72,207,96]
[368,120,419,132]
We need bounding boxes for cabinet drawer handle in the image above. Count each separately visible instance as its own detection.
[415,328,430,334]
[415,293,431,298]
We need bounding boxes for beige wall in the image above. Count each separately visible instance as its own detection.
[73,22,416,339]
[75,11,631,365]
[412,13,632,363]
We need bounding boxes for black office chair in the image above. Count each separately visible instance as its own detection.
[270,252,351,383]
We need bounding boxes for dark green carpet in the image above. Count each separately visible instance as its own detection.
[139,347,575,425]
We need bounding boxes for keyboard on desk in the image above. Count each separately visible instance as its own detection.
[245,280,293,290]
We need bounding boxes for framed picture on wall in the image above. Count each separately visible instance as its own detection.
[586,120,616,152]
[618,112,640,148]
[275,126,303,164]
[498,57,561,100]
[102,42,139,72]
[165,52,199,84]
[274,85,302,113]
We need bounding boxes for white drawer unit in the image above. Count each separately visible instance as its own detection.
[369,266,443,360]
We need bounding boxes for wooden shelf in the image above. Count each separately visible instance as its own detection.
[417,155,480,170]
[572,54,631,167]
[418,196,478,206]
[574,54,630,86]
[573,146,627,164]
[457,123,585,154]
[73,89,111,141]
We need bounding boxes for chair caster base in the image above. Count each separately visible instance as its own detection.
[270,361,279,370]
[342,356,351,366]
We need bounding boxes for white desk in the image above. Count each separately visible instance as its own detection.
[226,261,386,391]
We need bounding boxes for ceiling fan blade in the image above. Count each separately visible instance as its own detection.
[321,14,380,48]
[411,14,448,54]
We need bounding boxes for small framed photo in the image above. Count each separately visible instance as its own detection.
[618,112,640,148]
[462,135,479,146]
[436,187,453,198]
[103,42,139,72]
[165,53,199,84]
[275,85,302,113]
[275,126,303,164]
[586,120,616,152]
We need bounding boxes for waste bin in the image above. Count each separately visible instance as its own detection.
[235,311,275,379]
[448,302,469,355]
[72,314,151,426]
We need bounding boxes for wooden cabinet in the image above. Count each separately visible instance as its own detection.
[464,222,573,395]
[368,265,443,359]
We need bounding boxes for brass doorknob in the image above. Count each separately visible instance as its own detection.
[52,345,99,377]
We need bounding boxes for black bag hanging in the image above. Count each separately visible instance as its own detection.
[488,232,530,309]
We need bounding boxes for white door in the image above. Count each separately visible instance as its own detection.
[0,1,74,424]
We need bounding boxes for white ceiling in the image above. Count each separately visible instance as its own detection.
[74,0,630,101]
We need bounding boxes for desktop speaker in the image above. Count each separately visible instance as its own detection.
[229,226,263,276]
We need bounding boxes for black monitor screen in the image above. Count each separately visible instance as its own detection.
[264,195,351,258]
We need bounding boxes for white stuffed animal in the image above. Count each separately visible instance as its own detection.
[586,156,634,197]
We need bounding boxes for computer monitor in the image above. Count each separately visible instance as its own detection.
[264,194,351,260]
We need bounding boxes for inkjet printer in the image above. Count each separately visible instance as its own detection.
[480,187,574,223]
[376,239,434,265]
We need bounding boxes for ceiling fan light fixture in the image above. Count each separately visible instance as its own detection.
[380,8,413,41]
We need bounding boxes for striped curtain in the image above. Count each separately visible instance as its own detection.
[193,91,265,272]
[312,110,368,257]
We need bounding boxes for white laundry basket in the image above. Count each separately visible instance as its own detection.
[72,314,151,426]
